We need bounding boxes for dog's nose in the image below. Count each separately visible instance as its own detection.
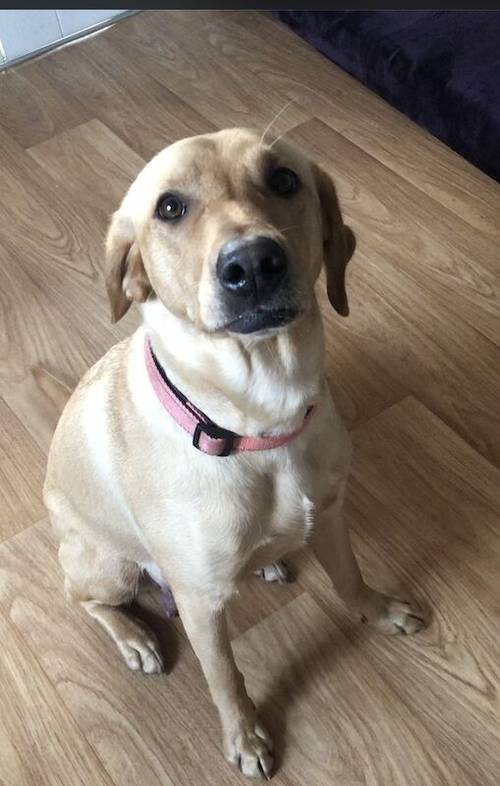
[216,237,288,301]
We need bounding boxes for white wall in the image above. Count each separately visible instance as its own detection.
[0,10,127,66]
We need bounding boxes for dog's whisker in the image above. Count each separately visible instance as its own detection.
[259,98,295,148]
[268,129,289,150]
[278,224,302,233]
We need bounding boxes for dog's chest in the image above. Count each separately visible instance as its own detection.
[213,425,345,577]
[131,387,348,590]
[243,486,314,574]
[256,467,315,545]
[212,453,324,576]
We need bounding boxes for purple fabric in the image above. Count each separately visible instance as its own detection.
[274,11,500,182]
[160,586,178,619]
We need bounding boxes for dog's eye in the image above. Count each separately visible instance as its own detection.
[269,167,300,197]
[156,193,187,221]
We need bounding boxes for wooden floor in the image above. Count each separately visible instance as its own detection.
[1,9,500,786]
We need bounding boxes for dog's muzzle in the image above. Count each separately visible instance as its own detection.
[216,236,297,333]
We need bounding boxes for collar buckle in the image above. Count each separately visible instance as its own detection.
[192,421,236,457]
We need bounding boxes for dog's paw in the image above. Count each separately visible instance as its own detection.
[360,592,428,636]
[225,722,274,779]
[117,628,164,674]
[255,559,291,584]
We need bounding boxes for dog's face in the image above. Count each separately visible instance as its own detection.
[105,128,355,335]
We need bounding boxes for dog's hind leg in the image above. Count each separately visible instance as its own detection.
[83,599,164,674]
[57,526,164,674]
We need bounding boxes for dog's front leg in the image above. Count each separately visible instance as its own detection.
[176,591,273,779]
[311,489,427,635]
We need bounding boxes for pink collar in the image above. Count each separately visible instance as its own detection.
[144,338,314,457]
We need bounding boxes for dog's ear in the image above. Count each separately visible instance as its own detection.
[104,212,152,323]
[313,164,356,317]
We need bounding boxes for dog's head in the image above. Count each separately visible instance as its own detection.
[105,128,355,335]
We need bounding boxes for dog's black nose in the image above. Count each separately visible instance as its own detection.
[216,237,288,302]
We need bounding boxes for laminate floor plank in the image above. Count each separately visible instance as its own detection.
[233,592,464,786]
[0,397,46,540]
[193,9,500,242]
[288,119,500,347]
[296,397,500,785]
[0,614,115,786]
[0,63,89,148]
[0,124,138,453]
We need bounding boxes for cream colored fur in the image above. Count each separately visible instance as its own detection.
[44,129,425,780]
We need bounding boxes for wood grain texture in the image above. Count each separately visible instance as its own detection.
[297,398,500,786]
[195,9,500,243]
[0,399,46,540]
[30,44,216,162]
[0,614,114,786]
[1,366,73,456]
[28,119,145,213]
[233,591,462,786]
[226,568,303,640]
[0,124,137,456]
[289,120,500,464]
[101,11,311,146]
[0,8,499,786]
[289,120,500,347]
[349,396,500,597]
[0,64,87,148]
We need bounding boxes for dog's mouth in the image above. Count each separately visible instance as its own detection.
[223,306,299,335]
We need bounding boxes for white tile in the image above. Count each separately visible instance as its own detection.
[0,10,62,61]
[56,10,126,37]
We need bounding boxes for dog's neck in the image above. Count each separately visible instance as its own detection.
[141,298,325,437]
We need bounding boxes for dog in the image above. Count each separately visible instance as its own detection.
[44,128,426,779]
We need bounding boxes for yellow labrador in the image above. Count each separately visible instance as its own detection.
[44,128,425,779]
